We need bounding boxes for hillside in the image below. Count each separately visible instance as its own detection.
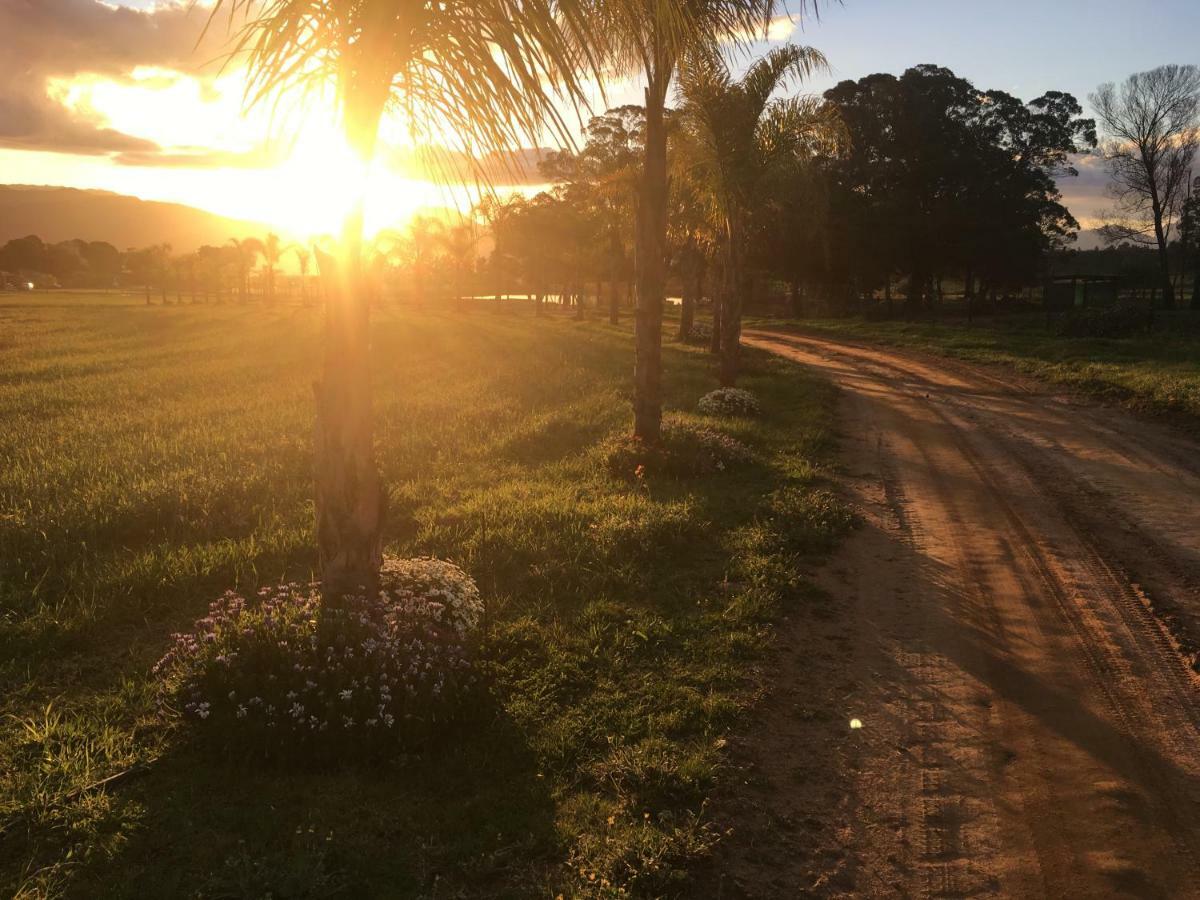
[0,185,274,252]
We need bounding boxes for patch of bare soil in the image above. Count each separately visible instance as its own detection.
[706,331,1200,899]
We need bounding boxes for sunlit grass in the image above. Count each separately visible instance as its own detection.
[0,294,845,897]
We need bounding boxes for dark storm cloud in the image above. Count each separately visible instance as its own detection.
[0,0,224,157]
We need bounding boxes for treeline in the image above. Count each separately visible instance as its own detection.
[0,236,122,289]
[0,232,312,305]
[484,63,1099,348]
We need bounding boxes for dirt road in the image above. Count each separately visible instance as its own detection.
[725,330,1200,898]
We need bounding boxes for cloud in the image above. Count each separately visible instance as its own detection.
[1056,152,1112,226]
[726,14,798,44]
[387,146,555,186]
[112,146,277,168]
[0,0,224,157]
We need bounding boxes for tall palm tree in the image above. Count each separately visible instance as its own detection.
[228,236,264,303]
[437,222,480,308]
[404,215,447,307]
[676,43,841,384]
[262,232,288,305]
[210,0,601,596]
[593,0,819,439]
[294,246,312,306]
[154,243,174,305]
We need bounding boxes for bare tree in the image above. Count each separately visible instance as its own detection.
[1091,65,1200,307]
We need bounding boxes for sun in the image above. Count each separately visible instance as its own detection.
[49,66,476,242]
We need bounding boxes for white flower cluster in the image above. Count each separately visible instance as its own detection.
[380,556,483,638]
[698,387,762,417]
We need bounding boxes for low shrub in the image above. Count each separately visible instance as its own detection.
[682,321,713,345]
[154,558,482,760]
[1054,302,1153,338]
[697,387,762,417]
[379,556,483,638]
[763,487,859,555]
[601,419,753,481]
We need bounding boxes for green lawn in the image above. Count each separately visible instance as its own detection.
[757,315,1200,429]
[1,294,846,898]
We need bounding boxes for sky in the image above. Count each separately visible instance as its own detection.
[2,0,1198,236]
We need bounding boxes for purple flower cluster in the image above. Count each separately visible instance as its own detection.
[154,568,480,756]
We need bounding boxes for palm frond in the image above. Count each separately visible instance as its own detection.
[207,0,607,179]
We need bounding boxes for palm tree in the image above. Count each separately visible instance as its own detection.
[153,243,173,305]
[228,237,264,303]
[294,246,312,306]
[593,0,817,438]
[438,222,480,309]
[676,43,841,384]
[209,0,601,596]
[404,215,447,307]
[262,232,288,305]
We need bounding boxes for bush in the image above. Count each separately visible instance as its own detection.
[697,387,762,417]
[154,558,482,759]
[601,419,753,481]
[1054,302,1153,338]
[764,487,859,555]
[682,321,713,345]
[379,556,483,638]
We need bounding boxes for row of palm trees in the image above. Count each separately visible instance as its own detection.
[131,234,310,305]
[485,45,843,383]
[207,0,828,598]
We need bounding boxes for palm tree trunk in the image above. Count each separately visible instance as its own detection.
[313,101,387,599]
[710,291,722,355]
[788,278,801,318]
[719,225,744,387]
[633,66,670,442]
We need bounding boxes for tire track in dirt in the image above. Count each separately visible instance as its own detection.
[730,329,1200,898]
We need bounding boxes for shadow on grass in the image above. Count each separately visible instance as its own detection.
[61,696,557,898]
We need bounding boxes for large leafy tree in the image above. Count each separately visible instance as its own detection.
[593,0,816,438]
[210,0,602,597]
[676,43,839,384]
[541,105,644,323]
[822,66,1094,312]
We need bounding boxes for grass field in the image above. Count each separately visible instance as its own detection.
[761,316,1200,429]
[0,293,846,898]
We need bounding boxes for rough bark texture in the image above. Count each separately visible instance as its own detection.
[678,283,695,341]
[633,70,670,442]
[788,279,801,318]
[1150,188,1176,308]
[710,292,723,355]
[719,269,743,387]
[719,222,745,386]
[312,145,387,601]
[677,240,701,340]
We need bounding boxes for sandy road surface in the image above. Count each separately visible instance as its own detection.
[730,329,1200,898]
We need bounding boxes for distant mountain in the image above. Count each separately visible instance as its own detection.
[0,185,274,252]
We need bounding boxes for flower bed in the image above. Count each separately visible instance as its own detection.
[697,387,762,417]
[601,419,754,481]
[154,558,482,759]
[683,321,714,345]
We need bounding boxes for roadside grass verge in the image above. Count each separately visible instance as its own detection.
[750,315,1200,429]
[1,296,844,898]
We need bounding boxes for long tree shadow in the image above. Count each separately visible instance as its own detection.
[50,697,557,898]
